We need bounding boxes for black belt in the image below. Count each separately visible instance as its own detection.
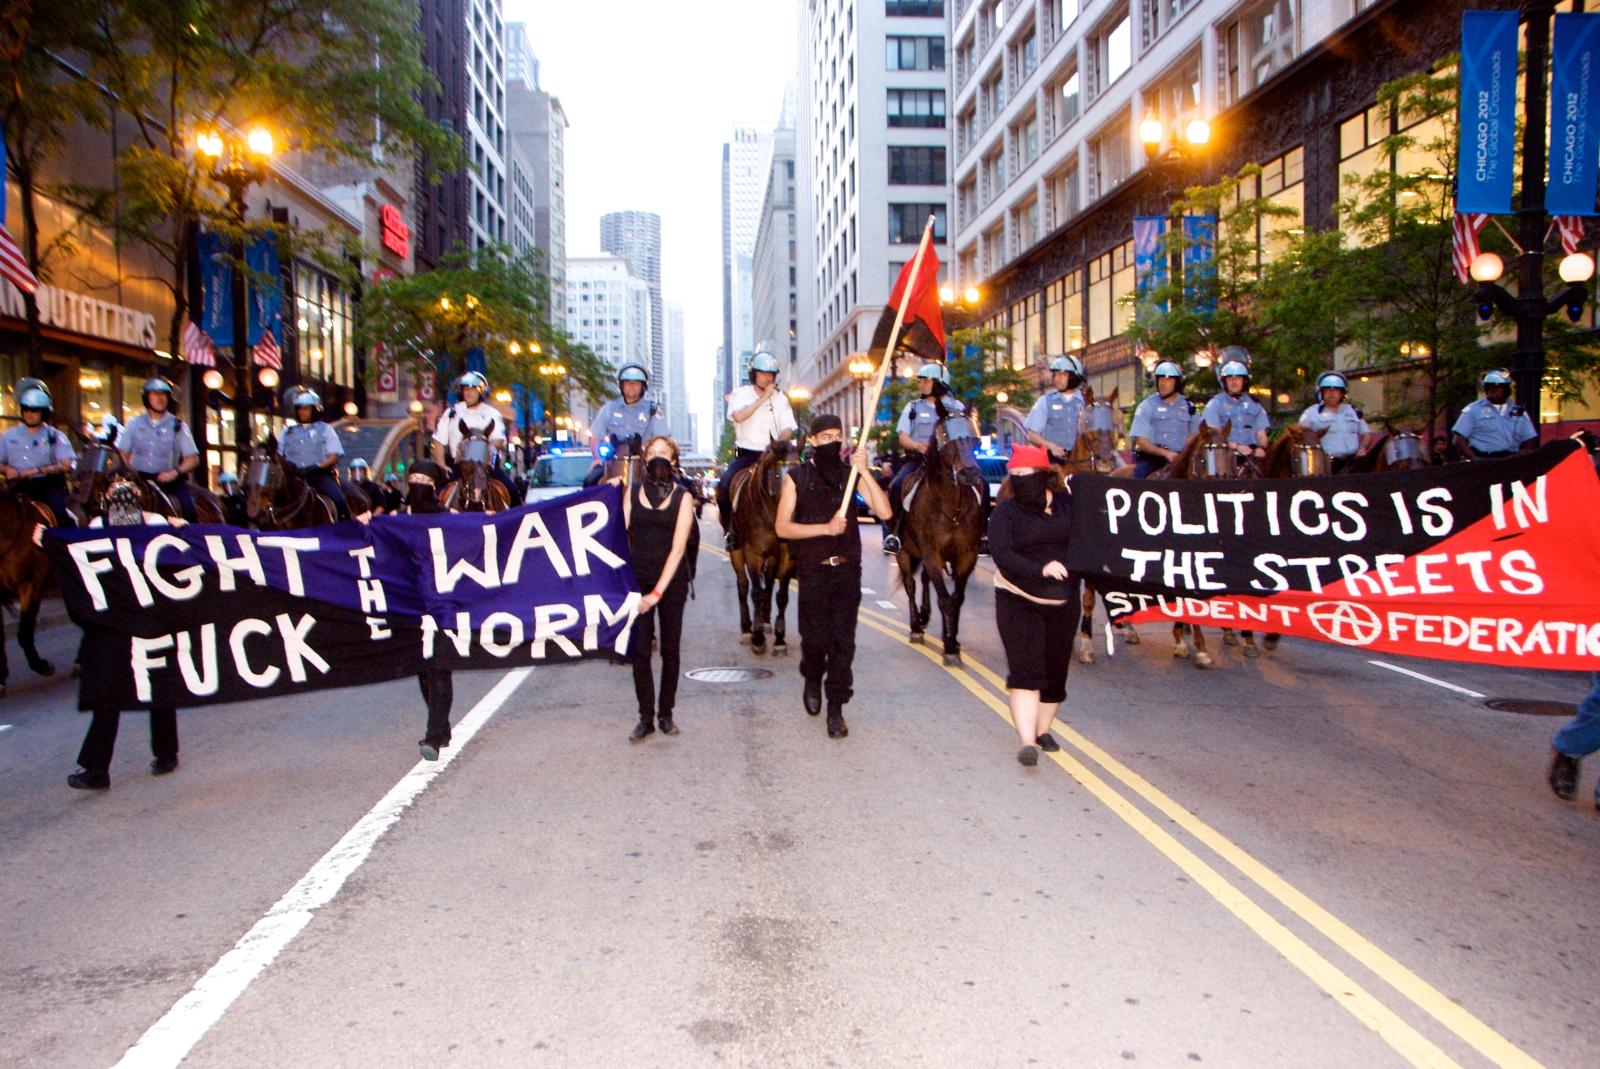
[815,555,855,567]
[1473,449,1514,459]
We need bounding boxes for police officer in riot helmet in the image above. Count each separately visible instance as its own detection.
[1023,355,1089,462]
[1451,368,1540,460]
[1298,372,1375,473]
[346,457,383,513]
[1128,361,1201,478]
[278,388,350,520]
[116,377,201,522]
[432,371,517,498]
[590,362,671,483]
[881,362,979,556]
[0,382,78,525]
[215,470,248,527]
[1200,348,1271,460]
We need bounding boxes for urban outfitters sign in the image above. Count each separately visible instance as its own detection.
[0,280,159,349]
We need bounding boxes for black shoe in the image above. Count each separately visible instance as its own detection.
[979,536,990,555]
[150,755,179,775]
[658,715,679,736]
[826,705,848,738]
[882,533,902,555]
[1017,745,1039,767]
[1549,749,1580,800]
[419,740,441,761]
[1035,733,1060,752]
[68,768,110,790]
[724,530,738,551]
[629,719,655,742]
[803,678,822,716]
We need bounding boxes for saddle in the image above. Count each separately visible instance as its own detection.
[902,465,983,512]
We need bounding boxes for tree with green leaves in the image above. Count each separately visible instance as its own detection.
[948,326,1034,431]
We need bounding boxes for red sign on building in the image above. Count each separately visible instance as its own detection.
[379,204,410,259]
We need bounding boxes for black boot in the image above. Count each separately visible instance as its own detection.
[803,678,822,716]
[68,768,110,790]
[629,714,655,742]
[1549,748,1580,800]
[826,703,848,739]
[882,514,902,555]
[658,713,679,736]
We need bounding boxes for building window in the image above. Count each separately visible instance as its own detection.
[1146,51,1202,146]
[1054,0,1080,36]
[1086,242,1133,344]
[1150,0,1201,40]
[1013,196,1040,252]
[889,146,948,185]
[1053,67,1081,135]
[956,35,975,87]
[1047,160,1080,227]
[887,89,947,127]
[1045,269,1086,353]
[981,145,1006,204]
[1222,0,1299,104]
[1009,294,1040,368]
[983,222,1007,273]
[1013,111,1039,170]
[1094,11,1132,95]
[957,105,977,156]
[1091,118,1130,198]
[981,68,1005,122]
[958,175,978,226]
[888,203,948,244]
[1014,27,1039,82]
[887,36,946,71]
[886,0,944,15]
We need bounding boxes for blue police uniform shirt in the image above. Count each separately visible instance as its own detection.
[897,396,971,442]
[1023,389,1086,450]
[279,422,344,468]
[1451,398,1538,454]
[1297,402,1370,458]
[593,397,668,446]
[1202,393,1271,446]
[0,423,76,470]
[116,412,198,474]
[1129,394,1200,452]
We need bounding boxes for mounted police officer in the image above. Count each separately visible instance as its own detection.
[1023,355,1088,462]
[215,470,247,526]
[380,471,404,514]
[347,457,382,512]
[1298,372,1375,472]
[115,377,200,522]
[0,383,77,525]
[432,370,516,499]
[717,350,797,549]
[1451,368,1539,460]
[592,362,669,459]
[1128,361,1200,477]
[278,388,349,520]
[1201,349,1270,460]
[882,362,978,556]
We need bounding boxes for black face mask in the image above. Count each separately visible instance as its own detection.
[645,457,674,484]
[1011,472,1050,510]
[812,442,843,469]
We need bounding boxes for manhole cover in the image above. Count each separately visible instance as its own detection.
[686,667,774,683]
[1483,698,1577,717]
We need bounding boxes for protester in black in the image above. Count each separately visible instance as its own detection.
[986,444,1080,767]
[406,459,458,761]
[621,435,696,741]
[774,415,893,738]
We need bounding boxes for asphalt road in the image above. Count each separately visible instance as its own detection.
[1,514,1596,1068]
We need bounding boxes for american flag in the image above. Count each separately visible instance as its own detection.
[182,319,217,366]
[0,126,40,295]
[1556,215,1586,256]
[1452,212,1490,283]
[252,328,282,370]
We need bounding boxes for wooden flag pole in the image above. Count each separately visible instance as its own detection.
[836,215,936,518]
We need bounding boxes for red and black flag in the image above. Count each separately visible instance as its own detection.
[1064,441,1600,669]
[869,224,945,364]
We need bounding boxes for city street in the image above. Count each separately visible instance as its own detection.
[2,514,1597,1069]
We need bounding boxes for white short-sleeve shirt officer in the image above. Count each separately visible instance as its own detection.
[1023,390,1086,451]
[279,422,344,468]
[1201,392,1271,446]
[1298,402,1370,457]
[593,397,670,448]
[897,396,971,442]
[116,412,198,474]
[1451,398,1538,454]
[1129,394,1200,453]
[0,424,76,470]
[727,385,798,450]
[433,401,507,461]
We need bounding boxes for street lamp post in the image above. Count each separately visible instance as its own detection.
[848,356,873,436]
[196,126,274,459]
[1468,0,1594,421]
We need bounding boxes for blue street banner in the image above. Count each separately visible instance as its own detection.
[42,487,642,710]
[1132,216,1168,313]
[466,346,486,375]
[196,230,234,344]
[1457,10,1520,215]
[1549,13,1600,217]
[1182,214,1216,314]
[245,233,282,346]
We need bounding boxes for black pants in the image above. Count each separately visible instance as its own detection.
[77,707,178,772]
[418,667,455,748]
[798,560,861,706]
[630,578,688,719]
[303,469,350,520]
[16,475,71,526]
[994,587,1081,704]
[716,448,764,530]
[1133,453,1169,478]
[145,475,197,522]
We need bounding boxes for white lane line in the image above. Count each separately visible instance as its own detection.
[1367,660,1486,699]
[876,600,898,610]
[0,724,12,733]
[860,587,876,595]
[112,668,533,1069]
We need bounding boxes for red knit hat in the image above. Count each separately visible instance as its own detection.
[1007,444,1052,471]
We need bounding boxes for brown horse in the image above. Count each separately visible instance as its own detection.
[727,439,797,655]
[895,420,984,665]
[70,441,226,525]
[1342,428,1429,474]
[0,489,57,694]
[440,425,512,512]
[244,445,337,529]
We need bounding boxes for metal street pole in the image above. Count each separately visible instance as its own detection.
[228,187,252,457]
[1514,0,1558,419]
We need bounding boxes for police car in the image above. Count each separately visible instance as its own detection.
[976,449,1009,501]
[524,450,593,505]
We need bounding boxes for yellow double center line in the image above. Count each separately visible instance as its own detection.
[850,600,1540,1069]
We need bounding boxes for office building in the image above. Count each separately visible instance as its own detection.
[753,122,800,384]
[505,22,569,330]
[566,256,654,432]
[666,303,690,444]
[721,126,773,421]
[600,211,665,417]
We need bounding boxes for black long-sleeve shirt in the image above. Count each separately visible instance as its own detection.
[986,496,1074,602]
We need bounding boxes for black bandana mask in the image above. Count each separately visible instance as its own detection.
[645,457,675,484]
[1011,472,1050,511]
[812,442,845,482]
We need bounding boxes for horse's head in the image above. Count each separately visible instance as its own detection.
[759,438,798,496]
[1188,420,1236,480]
[1382,430,1426,470]
[243,447,282,520]
[1082,388,1121,474]
[930,420,981,487]
[457,421,491,465]
[1285,424,1331,477]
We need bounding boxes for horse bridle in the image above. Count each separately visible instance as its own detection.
[1083,401,1121,474]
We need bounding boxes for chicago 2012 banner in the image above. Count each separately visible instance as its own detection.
[43,486,641,710]
[1066,442,1600,669]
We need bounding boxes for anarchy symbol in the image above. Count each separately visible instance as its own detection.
[1306,600,1384,647]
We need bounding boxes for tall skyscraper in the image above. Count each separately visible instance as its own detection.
[720,126,772,422]
[566,256,653,432]
[504,22,569,332]
[796,0,949,425]
[752,115,797,383]
[599,211,664,418]
[666,303,689,445]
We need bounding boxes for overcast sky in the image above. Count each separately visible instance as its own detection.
[506,0,798,453]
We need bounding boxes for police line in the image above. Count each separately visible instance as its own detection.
[1066,440,1600,668]
[44,486,641,710]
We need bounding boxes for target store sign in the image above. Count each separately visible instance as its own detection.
[380,204,411,259]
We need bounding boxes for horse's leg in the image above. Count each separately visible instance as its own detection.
[898,552,923,643]
[18,579,53,676]
[943,564,971,665]
[0,601,9,695]
[771,562,791,656]
[923,554,957,663]
[1240,629,1259,658]
[1191,624,1215,669]
[919,569,933,634]
[731,549,753,644]
[750,555,774,655]
[1078,585,1097,665]
[1223,627,1239,646]
[1262,632,1281,652]
[1172,622,1189,659]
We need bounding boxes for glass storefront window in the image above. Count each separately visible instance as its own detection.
[77,363,113,437]
[1110,242,1136,334]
